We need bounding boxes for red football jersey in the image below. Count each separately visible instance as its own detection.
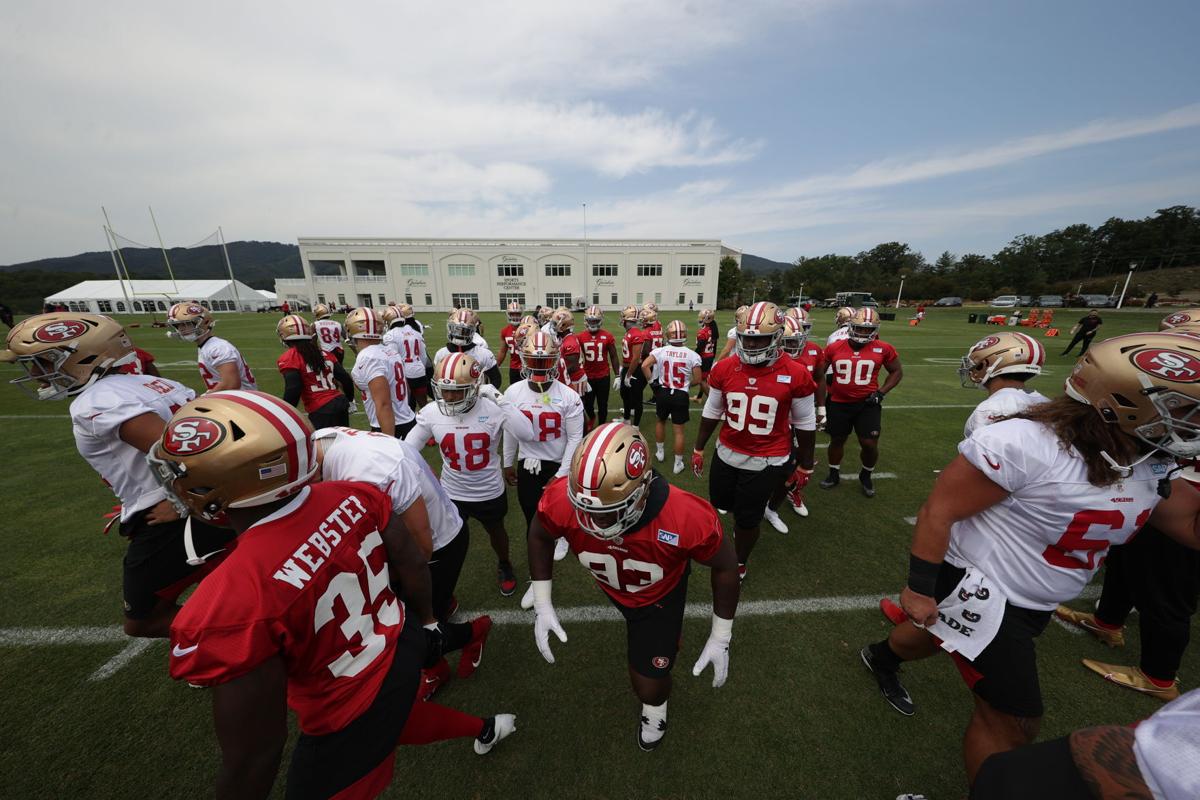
[645,321,664,351]
[169,482,404,736]
[792,341,824,376]
[500,324,520,369]
[537,476,723,607]
[824,338,898,402]
[696,327,715,358]
[558,333,586,381]
[576,329,615,379]
[621,327,647,366]
[707,355,816,457]
[277,347,342,413]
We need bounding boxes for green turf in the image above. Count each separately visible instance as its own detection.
[0,307,1194,799]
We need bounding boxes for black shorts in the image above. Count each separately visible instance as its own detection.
[121,510,236,620]
[970,736,1092,800]
[307,394,349,430]
[453,492,508,525]
[654,388,690,425]
[700,356,714,375]
[508,367,523,386]
[609,566,691,679]
[407,373,430,395]
[825,399,882,439]
[708,453,790,530]
[430,524,469,622]
[936,563,1053,718]
[371,419,418,439]
[285,615,423,800]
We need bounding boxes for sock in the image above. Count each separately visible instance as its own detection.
[398,701,485,745]
[1143,672,1175,689]
[828,464,840,472]
[861,465,875,473]
[868,640,904,672]
[641,700,668,725]
[441,621,473,653]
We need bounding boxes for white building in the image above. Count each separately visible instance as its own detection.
[277,237,739,313]
[45,279,273,314]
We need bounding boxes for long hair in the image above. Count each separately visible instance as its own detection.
[291,337,328,376]
[1007,395,1144,487]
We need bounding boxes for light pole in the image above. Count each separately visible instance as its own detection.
[797,282,805,306]
[895,274,907,309]
[1116,261,1137,309]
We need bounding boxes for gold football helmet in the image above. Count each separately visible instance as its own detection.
[734,305,750,325]
[313,303,331,320]
[621,304,641,330]
[167,301,215,342]
[1,313,136,400]
[584,305,603,332]
[781,316,805,356]
[520,330,560,384]
[697,308,715,325]
[344,307,383,351]
[513,319,539,351]
[640,303,658,325]
[959,332,1045,388]
[666,319,687,345]
[835,306,856,328]
[1066,331,1200,459]
[1160,309,1200,331]
[736,301,785,365]
[447,308,478,347]
[398,303,414,320]
[506,301,524,324]
[848,307,881,344]
[432,352,483,416]
[551,309,575,338]
[537,306,554,325]
[276,314,314,343]
[381,305,403,327]
[147,390,317,520]
[567,422,654,540]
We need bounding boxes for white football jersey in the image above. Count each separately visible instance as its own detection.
[198,336,257,391]
[313,319,344,355]
[963,388,1050,439]
[947,418,1170,610]
[350,344,415,428]
[70,374,197,520]
[383,326,428,378]
[1134,688,1200,800]
[825,327,850,346]
[501,379,585,476]
[316,428,462,551]
[434,344,497,373]
[725,325,738,341]
[647,345,702,392]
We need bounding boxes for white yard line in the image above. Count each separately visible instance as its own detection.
[0,415,71,419]
[89,638,155,681]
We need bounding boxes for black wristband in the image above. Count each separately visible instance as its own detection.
[907,554,941,597]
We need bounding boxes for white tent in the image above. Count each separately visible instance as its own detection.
[45,279,272,314]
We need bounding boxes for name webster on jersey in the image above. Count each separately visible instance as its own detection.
[273,493,375,589]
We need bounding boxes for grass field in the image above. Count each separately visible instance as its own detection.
[0,306,1195,800]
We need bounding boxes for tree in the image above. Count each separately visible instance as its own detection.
[934,251,957,275]
[717,255,743,308]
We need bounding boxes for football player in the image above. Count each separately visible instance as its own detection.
[694,307,718,403]
[527,422,741,750]
[347,307,416,439]
[641,303,663,350]
[537,305,554,328]
[691,302,817,573]
[1,313,232,637]
[958,331,1048,439]
[714,305,750,362]
[859,332,1200,788]
[434,309,501,389]
[826,306,855,346]
[405,353,539,598]
[576,305,621,426]
[312,303,346,365]
[276,314,355,430]
[152,393,515,800]
[618,305,648,425]
[166,301,258,392]
[551,309,590,399]
[496,302,526,386]
[383,304,430,410]
[820,307,904,498]
[641,320,701,475]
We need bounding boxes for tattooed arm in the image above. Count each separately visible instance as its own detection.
[1069,726,1153,800]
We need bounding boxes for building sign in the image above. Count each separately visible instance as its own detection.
[682,278,704,287]
[498,277,527,287]
[595,278,616,287]
[405,278,428,288]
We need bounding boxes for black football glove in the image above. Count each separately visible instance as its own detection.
[423,623,445,668]
[867,391,885,405]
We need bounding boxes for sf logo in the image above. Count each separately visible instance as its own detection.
[163,417,226,455]
[34,320,87,342]
[626,441,648,478]
[1134,349,1200,382]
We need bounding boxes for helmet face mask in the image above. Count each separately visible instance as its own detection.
[431,352,482,416]
[520,332,560,384]
[735,302,784,366]
[1,313,136,400]
[568,422,654,540]
[780,317,803,356]
[847,308,880,345]
[447,309,478,347]
[552,310,574,338]
[506,302,523,324]
[585,305,603,332]
[959,332,1044,389]
[167,302,215,342]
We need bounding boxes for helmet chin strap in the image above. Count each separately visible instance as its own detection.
[1099,448,1157,478]
[184,516,226,566]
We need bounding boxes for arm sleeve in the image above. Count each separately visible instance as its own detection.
[790,394,816,430]
[281,370,303,408]
[702,387,725,420]
[554,398,586,478]
[402,411,432,450]
[206,339,240,368]
[387,457,425,513]
[332,361,355,400]
[498,400,538,442]
[502,402,520,468]
[688,503,725,563]
[957,421,1043,493]
[485,364,502,389]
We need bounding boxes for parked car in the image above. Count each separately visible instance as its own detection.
[1037,294,1064,307]
[933,296,963,307]
[1017,295,1033,307]
[990,295,1020,308]
[1080,294,1114,308]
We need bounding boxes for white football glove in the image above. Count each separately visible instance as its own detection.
[815,406,826,431]
[520,581,536,610]
[531,580,567,664]
[692,614,733,688]
[522,457,542,475]
[478,383,502,404]
[623,372,634,388]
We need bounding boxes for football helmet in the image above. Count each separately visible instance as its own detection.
[835,306,856,328]
[584,305,603,332]
[640,303,658,325]
[666,319,687,345]
[780,316,805,356]
[1160,309,1200,331]
[1065,331,1200,459]
[959,332,1045,388]
[398,303,414,320]
[520,330,560,384]
[167,301,215,342]
[697,308,714,325]
[621,305,641,330]
[381,305,403,328]
[344,307,383,351]
[432,352,483,416]
[147,390,316,521]
[537,307,554,325]
[787,306,812,340]
[551,309,575,338]
[848,307,881,344]
[735,301,785,366]
[506,301,524,324]
[447,308,479,347]
[1,313,136,400]
[513,319,539,351]
[313,303,331,320]
[276,314,315,343]
[567,422,654,540]
[734,305,750,326]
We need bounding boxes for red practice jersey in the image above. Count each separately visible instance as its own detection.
[558,333,587,382]
[791,341,824,376]
[696,327,716,359]
[576,329,616,379]
[277,347,343,413]
[500,324,520,370]
[707,355,816,457]
[537,477,722,607]
[644,321,664,351]
[824,338,898,403]
[169,482,404,736]
[621,327,647,366]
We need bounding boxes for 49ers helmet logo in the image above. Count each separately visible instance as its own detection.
[625,439,648,479]
[162,417,227,455]
[1165,312,1194,326]
[972,336,1001,352]
[33,320,87,343]
[1132,349,1200,382]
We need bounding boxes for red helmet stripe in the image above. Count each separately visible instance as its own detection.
[442,352,462,380]
[216,390,312,484]
[747,302,768,328]
[578,422,624,492]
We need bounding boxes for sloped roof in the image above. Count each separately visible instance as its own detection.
[45,279,260,301]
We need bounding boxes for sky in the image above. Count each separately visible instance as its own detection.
[2,0,1198,265]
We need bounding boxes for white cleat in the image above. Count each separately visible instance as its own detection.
[553,537,570,561]
[763,508,788,534]
[474,713,517,755]
[637,709,668,751]
[718,509,727,515]
[655,445,665,462]
[792,501,809,517]
[673,457,685,475]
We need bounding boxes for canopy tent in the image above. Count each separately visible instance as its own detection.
[44,279,271,314]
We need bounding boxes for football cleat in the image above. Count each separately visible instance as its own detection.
[1054,606,1124,647]
[655,443,665,462]
[861,646,915,716]
[820,470,840,489]
[417,657,451,702]
[737,563,747,583]
[673,456,685,475]
[763,507,788,534]
[880,597,907,626]
[474,713,517,755]
[458,615,493,679]
[1080,660,1180,702]
[497,562,517,597]
[637,713,668,751]
[786,484,807,516]
[792,500,809,517]
[859,469,876,498]
[553,537,570,561]
[445,594,459,619]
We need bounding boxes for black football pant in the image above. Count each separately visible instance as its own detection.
[516,459,560,528]
[583,375,611,424]
[1095,524,1200,681]
[619,368,646,425]
[1060,331,1096,355]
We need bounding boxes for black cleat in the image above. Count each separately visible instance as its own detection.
[859,469,875,498]
[861,646,914,716]
[820,470,840,489]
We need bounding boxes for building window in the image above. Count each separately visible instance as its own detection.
[424,293,432,306]
[132,301,143,312]
[97,300,113,313]
[404,292,413,305]
[697,293,704,304]
[611,293,618,305]
[678,293,685,305]
[592,293,599,305]
[451,293,480,310]
[448,264,475,278]
[636,264,663,277]
[337,294,346,306]
[635,292,644,305]
[497,264,524,277]
[545,264,571,277]
[400,264,429,276]
[378,294,386,306]
[157,301,168,311]
[498,292,526,310]
[116,301,126,312]
[680,264,706,276]
[545,292,572,308]
[591,264,618,276]
[655,292,662,304]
